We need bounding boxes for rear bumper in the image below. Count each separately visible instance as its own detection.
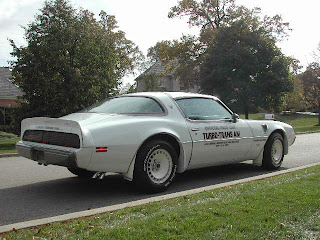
[16,142,78,168]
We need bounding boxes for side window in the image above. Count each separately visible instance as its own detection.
[175,98,232,120]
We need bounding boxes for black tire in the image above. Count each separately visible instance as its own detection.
[67,167,94,178]
[133,140,178,193]
[262,133,284,170]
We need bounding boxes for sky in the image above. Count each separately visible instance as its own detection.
[0,0,319,84]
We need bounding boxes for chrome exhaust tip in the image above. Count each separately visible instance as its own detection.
[92,172,106,180]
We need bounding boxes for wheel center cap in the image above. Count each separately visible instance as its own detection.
[152,161,161,171]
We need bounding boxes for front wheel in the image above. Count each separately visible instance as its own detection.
[133,140,178,193]
[262,133,284,170]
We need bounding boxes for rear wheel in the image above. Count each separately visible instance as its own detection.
[68,167,94,178]
[133,140,178,193]
[262,133,284,170]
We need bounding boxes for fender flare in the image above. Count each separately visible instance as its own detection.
[253,129,288,166]
[123,132,186,181]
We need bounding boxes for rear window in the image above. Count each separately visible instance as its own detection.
[80,96,164,114]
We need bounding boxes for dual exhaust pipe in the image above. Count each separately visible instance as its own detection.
[92,172,106,180]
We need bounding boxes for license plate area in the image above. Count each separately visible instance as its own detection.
[31,149,45,161]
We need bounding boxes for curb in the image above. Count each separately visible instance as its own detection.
[0,153,19,158]
[0,162,319,234]
[296,130,320,135]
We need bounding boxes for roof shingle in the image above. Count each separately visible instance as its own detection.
[0,67,24,98]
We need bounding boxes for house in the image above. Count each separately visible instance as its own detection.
[0,67,24,124]
[135,60,199,93]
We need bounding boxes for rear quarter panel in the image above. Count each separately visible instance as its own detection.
[84,97,192,173]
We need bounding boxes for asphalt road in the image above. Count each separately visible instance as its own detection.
[0,133,319,227]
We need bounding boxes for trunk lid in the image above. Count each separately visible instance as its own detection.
[21,117,82,137]
[60,113,119,126]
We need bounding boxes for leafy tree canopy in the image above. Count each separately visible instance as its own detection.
[200,20,293,117]
[168,0,290,43]
[137,73,161,92]
[147,36,205,90]
[148,0,294,117]
[285,76,306,112]
[298,61,320,125]
[10,0,142,132]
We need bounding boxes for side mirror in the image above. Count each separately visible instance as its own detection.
[232,113,239,123]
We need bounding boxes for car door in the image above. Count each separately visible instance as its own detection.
[175,97,254,169]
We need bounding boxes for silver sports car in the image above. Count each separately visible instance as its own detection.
[16,92,295,193]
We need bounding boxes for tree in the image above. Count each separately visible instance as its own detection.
[200,20,293,118]
[161,0,291,90]
[312,42,320,64]
[147,37,205,90]
[158,0,293,117]
[169,0,290,42]
[285,76,306,112]
[9,0,142,133]
[140,73,161,92]
[163,0,237,89]
[168,0,236,31]
[299,62,320,125]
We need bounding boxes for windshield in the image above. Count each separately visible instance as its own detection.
[79,96,164,114]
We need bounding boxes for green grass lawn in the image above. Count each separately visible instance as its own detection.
[276,114,320,132]
[0,131,20,154]
[2,165,319,240]
[241,113,320,133]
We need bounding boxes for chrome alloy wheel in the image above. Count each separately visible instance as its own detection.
[146,149,173,184]
[271,139,283,165]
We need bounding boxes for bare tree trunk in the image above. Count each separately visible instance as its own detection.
[244,103,249,119]
[245,111,249,119]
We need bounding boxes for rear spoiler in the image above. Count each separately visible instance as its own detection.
[21,117,82,138]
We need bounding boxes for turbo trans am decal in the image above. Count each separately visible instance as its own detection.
[203,131,241,140]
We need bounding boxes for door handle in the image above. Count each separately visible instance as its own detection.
[191,128,200,132]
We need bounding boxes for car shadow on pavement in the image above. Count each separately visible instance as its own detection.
[0,162,287,226]
[174,162,288,189]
